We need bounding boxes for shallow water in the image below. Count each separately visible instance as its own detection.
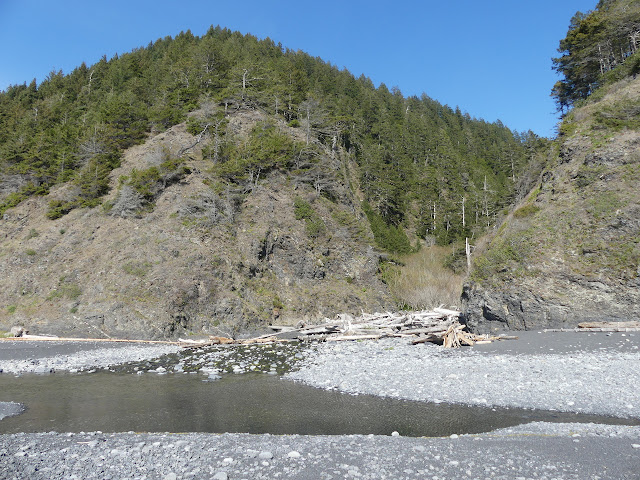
[0,372,637,436]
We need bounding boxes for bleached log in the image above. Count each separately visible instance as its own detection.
[238,337,295,345]
[178,338,210,345]
[433,307,461,317]
[297,334,328,342]
[578,321,640,330]
[1,336,180,345]
[209,336,235,344]
[401,326,453,336]
[411,312,443,319]
[325,334,383,342]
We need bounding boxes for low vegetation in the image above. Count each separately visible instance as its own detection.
[384,246,465,310]
[293,197,326,239]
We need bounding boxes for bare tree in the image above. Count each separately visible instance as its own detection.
[299,98,325,145]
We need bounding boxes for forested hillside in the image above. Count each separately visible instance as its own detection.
[0,25,550,338]
[0,26,538,251]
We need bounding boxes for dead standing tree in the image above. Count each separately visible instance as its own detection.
[299,98,325,145]
[239,67,265,102]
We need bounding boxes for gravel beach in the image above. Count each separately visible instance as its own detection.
[1,331,639,479]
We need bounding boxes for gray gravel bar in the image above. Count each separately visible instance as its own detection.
[0,340,180,374]
[286,334,640,418]
[0,401,23,421]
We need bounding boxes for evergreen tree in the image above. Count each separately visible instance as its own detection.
[552,0,640,110]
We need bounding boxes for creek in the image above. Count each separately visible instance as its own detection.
[1,341,638,436]
[1,371,637,436]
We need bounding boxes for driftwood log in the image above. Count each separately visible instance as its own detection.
[544,321,640,333]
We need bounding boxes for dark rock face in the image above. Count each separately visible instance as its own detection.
[463,284,557,333]
[462,279,640,334]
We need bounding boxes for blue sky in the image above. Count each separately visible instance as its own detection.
[0,0,597,137]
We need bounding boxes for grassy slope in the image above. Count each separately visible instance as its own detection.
[464,76,640,330]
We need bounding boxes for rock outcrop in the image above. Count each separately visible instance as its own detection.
[463,77,640,332]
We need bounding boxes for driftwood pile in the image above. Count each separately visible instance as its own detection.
[180,308,517,348]
[2,310,518,349]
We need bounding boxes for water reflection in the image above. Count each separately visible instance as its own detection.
[0,372,636,436]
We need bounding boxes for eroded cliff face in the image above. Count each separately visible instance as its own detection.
[0,109,394,339]
[463,77,640,333]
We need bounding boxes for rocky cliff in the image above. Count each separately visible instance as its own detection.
[0,107,394,339]
[463,76,640,333]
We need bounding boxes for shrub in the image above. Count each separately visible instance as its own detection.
[214,121,298,182]
[293,197,315,220]
[272,296,285,309]
[513,204,541,219]
[575,165,606,188]
[586,192,622,219]
[186,117,204,136]
[0,183,50,216]
[113,156,189,216]
[47,282,82,300]
[384,246,465,310]
[471,228,534,282]
[305,217,326,238]
[593,97,640,131]
[47,200,75,220]
[293,197,326,238]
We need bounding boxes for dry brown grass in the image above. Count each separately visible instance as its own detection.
[387,245,465,310]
